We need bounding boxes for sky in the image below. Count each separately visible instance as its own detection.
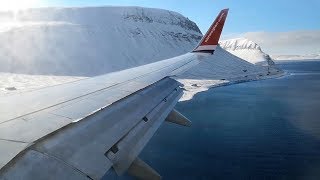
[0,0,319,55]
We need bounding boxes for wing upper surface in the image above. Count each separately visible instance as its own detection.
[0,53,199,173]
[0,53,197,123]
[0,8,229,179]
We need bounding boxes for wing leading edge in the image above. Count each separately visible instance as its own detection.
[0,8,229,179]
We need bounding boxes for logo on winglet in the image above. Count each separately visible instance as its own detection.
[204,12,226,43]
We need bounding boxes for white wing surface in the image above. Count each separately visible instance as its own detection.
[0,9,229,180]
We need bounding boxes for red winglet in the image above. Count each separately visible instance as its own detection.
[192,8,229,54]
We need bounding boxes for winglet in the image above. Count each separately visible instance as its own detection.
[192,8,229,54]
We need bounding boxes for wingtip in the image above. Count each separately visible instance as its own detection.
[220,8,229,13]
[192,8,229,54]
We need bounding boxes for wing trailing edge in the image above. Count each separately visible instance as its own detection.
[192,8,229,54]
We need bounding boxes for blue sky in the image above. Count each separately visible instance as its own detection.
[36,0,320,34]
[4,0,319,55]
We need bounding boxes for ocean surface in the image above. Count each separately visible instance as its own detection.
[140,60,320,179]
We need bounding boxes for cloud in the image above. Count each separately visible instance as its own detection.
[223,31,320,55]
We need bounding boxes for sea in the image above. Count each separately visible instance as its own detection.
[139,60,320,180]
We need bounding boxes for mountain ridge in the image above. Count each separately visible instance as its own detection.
[0,6,201,76]
[220,38,274,66]
[0,6,282,98]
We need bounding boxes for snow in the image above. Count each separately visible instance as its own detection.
[177,79,227,101]
[0,73,85,96]
[220,38,272,66]
[0,6,282,100]
[0,6,201,76]
[176,46,281,101]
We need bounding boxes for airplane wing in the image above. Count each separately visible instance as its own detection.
[0,9,229,180]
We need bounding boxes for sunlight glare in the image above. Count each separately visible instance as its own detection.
[0,0,39,11]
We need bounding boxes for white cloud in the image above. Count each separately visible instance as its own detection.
[222,31,320,56]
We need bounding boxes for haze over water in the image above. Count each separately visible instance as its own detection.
[141,60,320,179]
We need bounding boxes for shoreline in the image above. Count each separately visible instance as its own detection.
[178,69,285,102]
[274,59,320,63]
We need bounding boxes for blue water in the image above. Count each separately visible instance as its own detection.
[140,61,320,179]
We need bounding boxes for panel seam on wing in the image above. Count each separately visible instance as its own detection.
[0,58,196,125]
[30,147,94,180]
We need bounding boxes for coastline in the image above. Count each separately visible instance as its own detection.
[274,59,320,63]
[178,69,285,102]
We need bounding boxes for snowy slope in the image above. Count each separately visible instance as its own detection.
[220,38,275,66]
[0,6,282,99]
[177,40,282,100]
[0,6,201,76]
[0,73,85,96]
[177,46,281,101]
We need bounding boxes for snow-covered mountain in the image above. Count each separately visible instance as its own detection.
[176,45,281,101]
[0,6,201,76]
[220,38,275,66]
[0,6,282,99]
